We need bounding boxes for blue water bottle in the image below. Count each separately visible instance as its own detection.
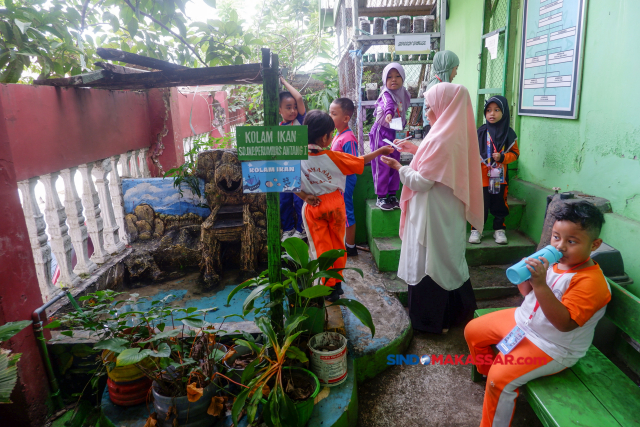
[506,245,563,285]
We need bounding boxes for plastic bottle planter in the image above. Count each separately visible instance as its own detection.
[368,53,376,62]
[360,17,371,34]
[366,83,379,101]
[377,53,385,62]
[385,17,398,34]
[393,54,400,62]
[385,53,392,62]
[399,15,412,33]
[261,367,320,427]
[413,16,426,33]
[372,17,384,35]
[401,55,410,62]
[152,381,219,427]
[223,344,263,392]
[506,245,563,285]
[426,17,435,32]
[103,350,155,383]
[308,332,348,387]
[107,377,152,406]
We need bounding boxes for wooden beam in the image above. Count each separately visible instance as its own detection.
[96,48,189,71]
[94,61,148,74]
[33,63,263,89]
[33,70,107,87]
[358,6,434,17]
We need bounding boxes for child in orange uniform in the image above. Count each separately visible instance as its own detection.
[465,201,610,427]
[297,110,393,301]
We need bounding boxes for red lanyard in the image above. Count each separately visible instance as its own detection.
[435,75,442,82]
[488,133,499,154]
[527,258,591,321]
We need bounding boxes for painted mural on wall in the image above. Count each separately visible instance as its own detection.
[122,178,211,217]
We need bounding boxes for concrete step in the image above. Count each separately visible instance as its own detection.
[371,230,537,272]
[365,196,526,239]
[381,265,521,308]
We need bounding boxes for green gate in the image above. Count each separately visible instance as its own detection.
[475,0,514,127]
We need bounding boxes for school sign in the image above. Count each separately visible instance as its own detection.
[236,125,308,160]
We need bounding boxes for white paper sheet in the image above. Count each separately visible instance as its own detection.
[390,117,403,130]
[485,33,499,60]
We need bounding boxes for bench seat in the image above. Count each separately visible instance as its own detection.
[472,307,640,427]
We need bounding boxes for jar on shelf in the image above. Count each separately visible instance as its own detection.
[377,52,385,62]
[401,55,410,62]
[359,17,371,34]
[385,53,392,62]
[372,17,384,35]
[420,54,428,61]
[393,54,400,61]
[399,16,412,33]
[411,54,421,61]
[363,54,369,62]
[369,53,376,62]
[385,17,398,34]
[413,16,426,33]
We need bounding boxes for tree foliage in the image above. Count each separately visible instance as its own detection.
[0,0,258,83]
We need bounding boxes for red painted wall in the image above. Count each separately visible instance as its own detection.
[0,98,50,426]
[0,84,218,180]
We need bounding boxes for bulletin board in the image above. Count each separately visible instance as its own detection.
[518,0,588,119]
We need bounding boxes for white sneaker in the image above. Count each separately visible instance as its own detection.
[292,229,307,240]
[469,230,482,244]
[494,230,508,245]
[281,229,295,242]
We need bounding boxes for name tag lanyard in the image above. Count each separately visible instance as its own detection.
[526,257,591,324]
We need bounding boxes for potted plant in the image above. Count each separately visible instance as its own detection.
[231,315,320,427]
[46,290,229,425]
[228,237,376,339]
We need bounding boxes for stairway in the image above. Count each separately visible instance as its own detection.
[365,196,537,303]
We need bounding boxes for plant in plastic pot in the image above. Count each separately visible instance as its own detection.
[228,237,376,339]
[230,315,319,427]
[44,290,228,422]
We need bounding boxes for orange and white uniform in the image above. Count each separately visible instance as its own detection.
[300,147,365,287]
[465,263,611,427]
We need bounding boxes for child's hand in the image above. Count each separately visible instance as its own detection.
[381,155,402,171]
[525,256,549,288]
[280,76,287,84]
[305,195,321,207]
[395,140,418,155]
[385,114,393,124]
[492,152,502,162]
[379,145,394,156]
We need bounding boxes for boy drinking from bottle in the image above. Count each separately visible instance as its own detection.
[464,201,610,427]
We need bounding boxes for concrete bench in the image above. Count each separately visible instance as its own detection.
[471,278,640,427]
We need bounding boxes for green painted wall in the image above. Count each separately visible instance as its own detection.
[515,0,640,224]
[445,0,484,113]
[445,0,640,295]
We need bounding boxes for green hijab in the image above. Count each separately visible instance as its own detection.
[426,50,460,91]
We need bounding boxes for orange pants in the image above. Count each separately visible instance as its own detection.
[302,190,346,287]
[464,308,566,427]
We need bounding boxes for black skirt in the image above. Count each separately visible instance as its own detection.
[408,275,477,334]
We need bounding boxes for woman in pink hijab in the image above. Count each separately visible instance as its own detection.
[381,82,484,334]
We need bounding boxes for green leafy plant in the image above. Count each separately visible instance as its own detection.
[0,320,32,403]
[304,62,339,111]
[231,315,310,427]
[228,237,375,338]
[45,290,226,398]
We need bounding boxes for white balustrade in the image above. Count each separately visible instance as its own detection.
[139,148,151,178]
[92,159,125,254]
[60,168,98,276]
[109,155,130,245]
[78,163,109,264]
[39,173,81,288]
[17,178,56,301]
[130,149,142,178]
[19,148,150,301]
[120,151,132,178]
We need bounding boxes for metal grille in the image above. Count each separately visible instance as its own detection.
[478,0,509,115]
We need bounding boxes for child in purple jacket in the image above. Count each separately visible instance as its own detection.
[369,63,411,211]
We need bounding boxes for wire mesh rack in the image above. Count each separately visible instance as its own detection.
[478,0,509,110]
[334,0,444,154]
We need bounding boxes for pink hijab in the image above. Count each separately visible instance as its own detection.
[399,83,484,236]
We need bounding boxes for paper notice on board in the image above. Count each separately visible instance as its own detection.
[485,33,499,60]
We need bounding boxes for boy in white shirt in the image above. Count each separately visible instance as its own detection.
[464,201,610,427]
